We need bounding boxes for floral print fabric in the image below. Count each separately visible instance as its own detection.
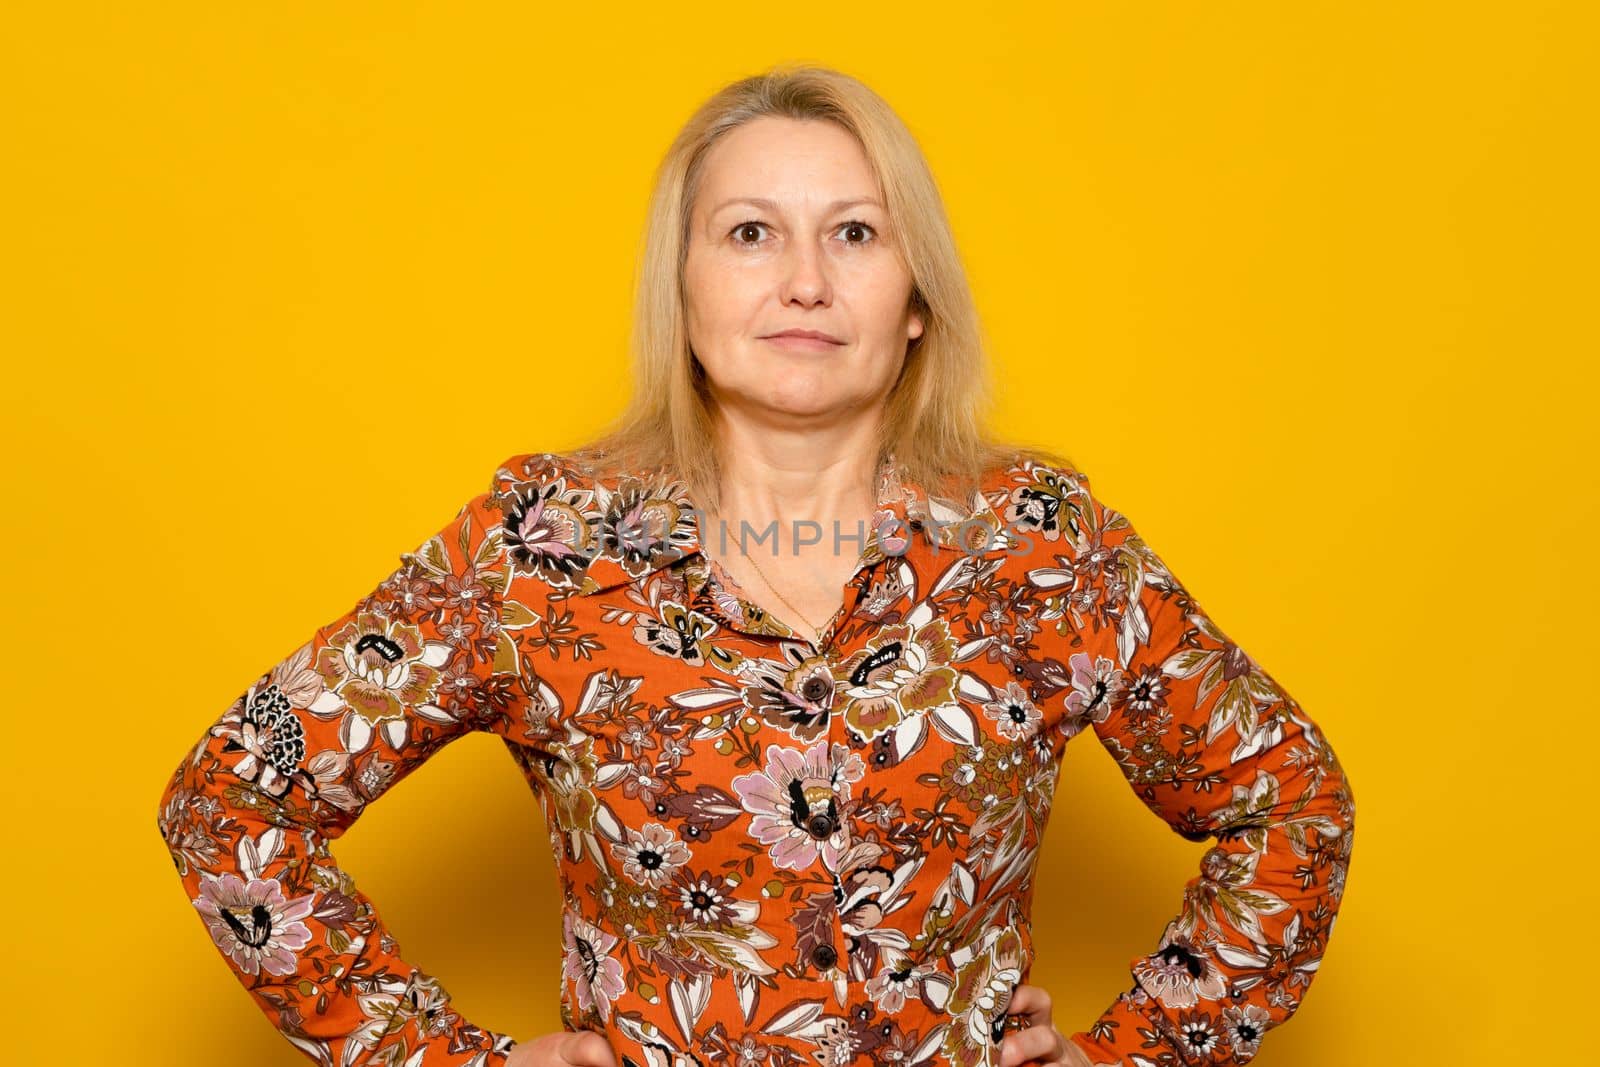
[156,450,1354,1067]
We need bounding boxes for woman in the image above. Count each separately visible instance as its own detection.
[157,66,1354,1067]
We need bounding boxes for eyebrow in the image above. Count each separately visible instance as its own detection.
[710,196,884,216]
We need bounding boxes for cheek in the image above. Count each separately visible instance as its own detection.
[686,259,766,334]
[685,278,769,385]
[843,267,915,333]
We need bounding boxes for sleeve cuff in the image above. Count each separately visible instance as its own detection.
[1068,989,1202,1066]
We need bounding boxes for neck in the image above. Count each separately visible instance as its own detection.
[706,415,883,559]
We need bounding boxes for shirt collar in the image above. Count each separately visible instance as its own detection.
[573,450,1010,596]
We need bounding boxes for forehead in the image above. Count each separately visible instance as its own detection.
[696,116,880,214]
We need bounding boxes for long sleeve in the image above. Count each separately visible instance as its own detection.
[155,477,525,1066]
[1049,472,1356,1066]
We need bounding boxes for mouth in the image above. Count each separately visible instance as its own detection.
[761,330,845,351]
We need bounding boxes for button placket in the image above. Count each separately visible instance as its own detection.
[807,809,838,840]
[822,571,850,991]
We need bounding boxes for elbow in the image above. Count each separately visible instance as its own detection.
[1310,714,1356,845]
[155,736,209,871]
[1332,746,1356,841]
[154,757,186,866]
[1326,754,1356,908]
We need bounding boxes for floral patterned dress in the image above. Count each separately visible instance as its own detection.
[156,450,1355,1067]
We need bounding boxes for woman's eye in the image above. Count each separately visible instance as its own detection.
[838,219,877,245]
[728,219,878,247]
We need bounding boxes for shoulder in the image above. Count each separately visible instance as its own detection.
[485,450,700,594]
[977,448,1113,549]
[490,449,682,496]
[485,450,625,518]
[485,449,609,537]
[492,450,595,493]
[488,450,694,524]
[981,447,1094,506]
[477,452,598,595]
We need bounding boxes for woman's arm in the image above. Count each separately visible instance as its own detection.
[155,476,526,1066]
[1037,469,1356,1066]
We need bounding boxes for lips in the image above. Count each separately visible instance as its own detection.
[762,329,843,344]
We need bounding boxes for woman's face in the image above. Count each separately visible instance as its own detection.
[684,116,924,428]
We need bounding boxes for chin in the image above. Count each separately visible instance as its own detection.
[753,384,850,416]
[766,396,843,418]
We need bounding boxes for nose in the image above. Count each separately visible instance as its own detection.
[778,237,831,307]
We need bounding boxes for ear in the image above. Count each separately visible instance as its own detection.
[907,309,925,342]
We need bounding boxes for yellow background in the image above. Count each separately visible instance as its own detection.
[5,3,1593,1064]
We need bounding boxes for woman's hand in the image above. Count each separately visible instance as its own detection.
[506,1029,619,1067]
[999,984,1095,1067]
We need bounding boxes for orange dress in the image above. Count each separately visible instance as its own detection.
[156,450,1355,1067]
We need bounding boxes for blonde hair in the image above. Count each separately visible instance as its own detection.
[568,63,1068,512]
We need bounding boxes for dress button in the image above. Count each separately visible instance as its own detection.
[806,812,837,839]
[811,943,838,969]
[801,676,830,702]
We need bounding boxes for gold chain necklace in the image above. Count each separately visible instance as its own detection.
[735,545,836,638]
